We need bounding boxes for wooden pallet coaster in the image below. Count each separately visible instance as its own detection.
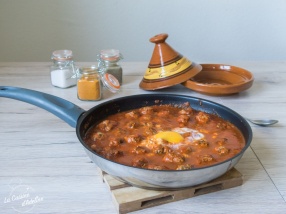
[100,168,243,214]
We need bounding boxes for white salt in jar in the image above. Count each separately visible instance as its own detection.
[50,50,77,88]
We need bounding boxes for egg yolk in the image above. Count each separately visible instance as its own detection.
[154,131,184,144]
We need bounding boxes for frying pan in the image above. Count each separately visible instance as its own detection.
[0,86,252,190]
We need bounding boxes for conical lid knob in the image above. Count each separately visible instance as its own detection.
[148,34,179,67]
[139,33,202,90]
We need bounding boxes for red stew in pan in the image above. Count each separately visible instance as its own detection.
[84,102,245,170]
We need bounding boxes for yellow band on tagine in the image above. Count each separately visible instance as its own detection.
[144,57,192,80]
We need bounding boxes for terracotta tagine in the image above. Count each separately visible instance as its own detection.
[181,64,254,95]
[139,33,202,90]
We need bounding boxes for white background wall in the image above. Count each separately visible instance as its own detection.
[1,0,286,62]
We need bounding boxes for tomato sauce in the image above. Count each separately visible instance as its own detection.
[84,103,245,170]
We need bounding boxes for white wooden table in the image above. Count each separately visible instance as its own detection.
[0,62,285,213]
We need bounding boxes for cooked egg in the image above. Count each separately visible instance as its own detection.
[154,131,184,144]
[154,128,205,144]
[172,127,205,142]
[141,128,205,151]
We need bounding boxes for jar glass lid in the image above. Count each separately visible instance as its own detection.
[101,73,120,93]
[100,49,121,62]
[52,50,73,60]
[79,65,99,74]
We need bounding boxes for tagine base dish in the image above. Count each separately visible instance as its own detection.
[182,64,254,95]
[100,168,242,214]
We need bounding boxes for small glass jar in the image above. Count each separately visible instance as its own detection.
[50,50,77,88]
[99,49,123,85]
[77,66,102,101]
[77,66,120,101]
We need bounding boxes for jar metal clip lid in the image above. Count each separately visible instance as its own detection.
[97,49,124,67]
[101,73,120,93]
[51,50,73,61]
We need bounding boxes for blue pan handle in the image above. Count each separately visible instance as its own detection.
[0,86,86,128]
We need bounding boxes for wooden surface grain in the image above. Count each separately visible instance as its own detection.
[0,61,285,213]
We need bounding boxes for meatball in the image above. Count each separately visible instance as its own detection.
[176,164,192,170]
[179,146,192,154]
[109,138,121,147]
[195,139,209,147]
[140,115,152,121]
[198,154,215,164]
[157,110,170,117]
[90,144,97,151]
[216,122,228,130]
[182,102,191,108]
[125,111,139,119]
[147,165,169,170]
[216,138,228,146]
[177,114,190,125]
[163,152,185,163]
[153,144,168,155]
[126,121,137,129]
[132,157,148,168]
[91,132,104,141]
[132,146,147,155]
[143,121,154,128]
[104,149,123,160]
[139,106,153,115]
[196,112,210,124]
[143,127,157,136]
[97,120,117,132]
[215,146,229,155]
[178,108,192,115]
[124,135,141,144]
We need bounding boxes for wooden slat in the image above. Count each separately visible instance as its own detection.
[102,168,243,214]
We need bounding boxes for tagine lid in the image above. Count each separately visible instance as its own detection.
[139,33,202,90]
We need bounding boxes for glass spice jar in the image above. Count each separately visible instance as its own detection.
[77,66,102,101]
[50,50,77,88]
[99,49,123,85]
[77,66,120,101]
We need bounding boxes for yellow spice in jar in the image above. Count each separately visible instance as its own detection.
[77,76,101,101]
